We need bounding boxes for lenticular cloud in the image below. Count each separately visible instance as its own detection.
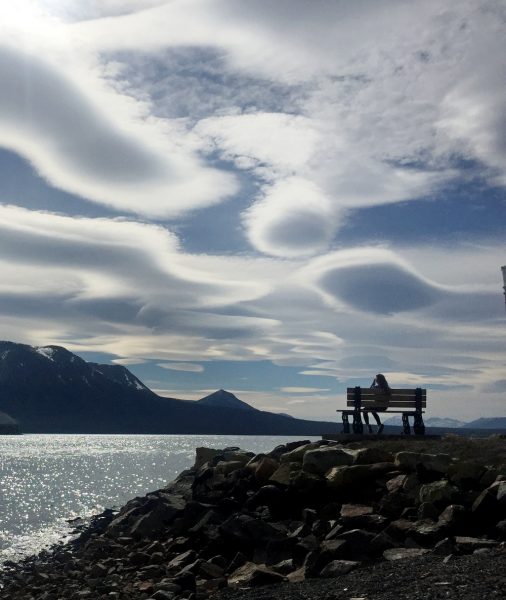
[0,44,237,218]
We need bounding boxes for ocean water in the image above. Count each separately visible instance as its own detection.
[0,434,317,563]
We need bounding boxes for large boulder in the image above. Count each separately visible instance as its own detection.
[471,484,503,524]
[215,461,245,476]
[334,528,377,559]
[249,456,279,484]
[326,463,395,492]
[269,462,300,486]
[395,452,451,474]
[302,447,353,475]
[130,496,186,538]
[448,461,486,489]
[280,443,321,464]
[351,447,394,465]
[419,481,458,508]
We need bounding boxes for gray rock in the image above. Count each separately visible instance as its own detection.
[326,463,395,491]
[280,443,320,464]
[228,562,286,588]
[302,447,353,475]
[340,504,373,519]
[418,502,440,520]
[448,461,485,488]
[130,496,186,538]
[471,486,501,523]
[383,548,429,561]
[215,460,245,476]
[319,559,360,578]
[395,452,450,474]
[251,456,279,484]
[419,480,458,507]
[269,462,298,485]
[438,504,467,528]
[335,528,376,559]
[167,550,197,571]
[454,536,499,554]
[270,559,295,575]
[352,447,394,465]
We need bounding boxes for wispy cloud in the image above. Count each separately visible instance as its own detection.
[157,362,205,372]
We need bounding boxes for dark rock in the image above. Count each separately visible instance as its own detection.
[352,447,394,465]
[438,504,467,529]
[432,536,456,556]
[378,491,412,518]
[264,537,297,566]
[335,528,377,559]
[417,502,440,520]
[319,559,360,578]
[302,508,318,524]
[270,559,295,575]
[383,548,429,561]
[251,457,279,484]
[228,562,285,588]
[419,481,458,508]
[448,461,485,489]
[167,550,197,572]
[152,591,176,600]
[227,552,248,574]
[370,530,399,555]
[129,551,152,566]
[311,519,331,538]
[471,486,501,524]
[325,523,345,540]
[302,447,353,475]
[454,536,500,554]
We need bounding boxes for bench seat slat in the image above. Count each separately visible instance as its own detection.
[337,409,424,414]
[347,392,426,399]
[347,388,426,394]
[346,393,427,400]
[346,401,426,408]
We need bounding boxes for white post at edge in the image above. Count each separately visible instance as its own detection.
[502,266,506,309]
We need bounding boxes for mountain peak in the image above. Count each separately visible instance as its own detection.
[197,389,257,412]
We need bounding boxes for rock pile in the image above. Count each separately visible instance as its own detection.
[1,439,505,600]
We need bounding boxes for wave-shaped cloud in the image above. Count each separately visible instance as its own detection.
[301,248,445,314]
[0,44,237,217]
[244,178,339,257]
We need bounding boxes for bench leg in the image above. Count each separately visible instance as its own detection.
[402,413,411,435]
[413,412,425,435]
[342,412,350,434]
[352,411,363,434]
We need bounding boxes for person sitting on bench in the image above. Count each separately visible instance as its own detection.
[363,373,390,434]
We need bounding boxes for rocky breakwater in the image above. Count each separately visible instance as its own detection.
[1,439,505,600]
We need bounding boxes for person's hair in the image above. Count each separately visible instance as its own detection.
[375,373,390,390]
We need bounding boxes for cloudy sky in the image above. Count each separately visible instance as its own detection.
[0,0,505,421]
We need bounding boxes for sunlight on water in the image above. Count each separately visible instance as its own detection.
[0,434,316,563]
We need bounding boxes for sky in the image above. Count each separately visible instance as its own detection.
[0,0,505,421]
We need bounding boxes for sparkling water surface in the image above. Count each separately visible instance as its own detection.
[0,434,317,563]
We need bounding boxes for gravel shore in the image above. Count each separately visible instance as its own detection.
[219,550,506,600]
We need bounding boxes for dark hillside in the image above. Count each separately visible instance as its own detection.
[0,341,340,435]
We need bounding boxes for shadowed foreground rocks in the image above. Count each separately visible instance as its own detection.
[0,439,505,599]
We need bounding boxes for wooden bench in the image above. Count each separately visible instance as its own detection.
[337,387,426,435]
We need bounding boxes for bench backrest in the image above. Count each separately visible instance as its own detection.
[346,387,426,409]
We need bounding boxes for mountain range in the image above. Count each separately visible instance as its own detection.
[1,341,504,435]
[0,341,340,435]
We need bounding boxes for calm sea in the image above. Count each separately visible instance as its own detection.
[0,434,317,563]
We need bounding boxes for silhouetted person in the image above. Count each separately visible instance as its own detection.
[363,373,390,434]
